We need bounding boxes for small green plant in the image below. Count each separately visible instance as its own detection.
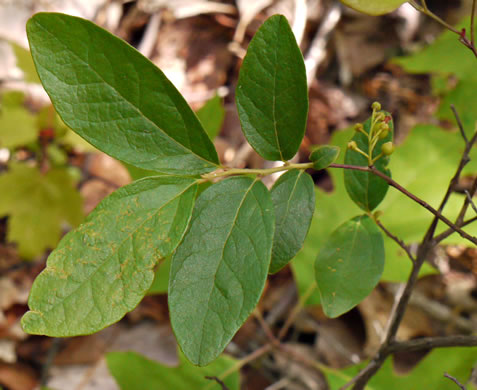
[0,91,84,259]
[20,3,477,389]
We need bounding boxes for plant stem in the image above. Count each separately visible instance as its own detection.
[444,373,467,390]
[201,162,314,180]
[434,215,477,243]
[215,344,273,386]
[409,0,477,58]
[472,0,476,49]
[373,218,415,264]
[341,114,477,389]
[278,281,317,340]
[328,164,477,246]
[387,335,477,353]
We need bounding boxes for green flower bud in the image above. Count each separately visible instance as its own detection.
[354,123,364,132]
[348,141,358,150]
[378,124,389,139]
[372,101,381,111]
[381,142,394,156]
[375,112,385,122]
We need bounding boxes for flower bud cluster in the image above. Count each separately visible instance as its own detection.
[349,102,395,165]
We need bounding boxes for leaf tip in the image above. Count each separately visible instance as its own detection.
[21,310,46,335]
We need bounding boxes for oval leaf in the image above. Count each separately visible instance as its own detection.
[107,350,240,390]
[344,113,393,211]
[236,14,308,161]
[26,13,219,175]
[314,215,384,318]
[340,0,406,15]
[22,176,198,336]
[310,145,340,170]
[270,170,315,274]
[169,177,275,366]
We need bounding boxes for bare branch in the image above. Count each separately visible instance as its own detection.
[205,376,230,390]
[444,373,467,390]
[451,104,468,143]
[374,219,415,263]
[387,335,477,353]
[328,164,477,246]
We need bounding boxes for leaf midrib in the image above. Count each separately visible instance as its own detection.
[197,179,256,364]
[32,18,218,168]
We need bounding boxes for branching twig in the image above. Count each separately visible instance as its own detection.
[374,218,416,264]
[387,335,477,353]
[328,164,477,246]
[451,104,468,143]
[338,114,477,389]
[465,190,477,214]
[444,373,467,390]
[471,0,476,49]
[205,376,230,390]
[434,215,477,243]
[409,0,477,58]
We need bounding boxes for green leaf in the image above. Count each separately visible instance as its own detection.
[0,91,38,148]
[196,94,225,140]
[315,215,384,318]
[107,350,240,390]
[339,0,406,15]
[310,145,340,170]
[0,164,83,259]
[147,256,171,295]
[26,13,219,175]
[22,176,197,336]
[393,18,477,82]
[9,41,41,83]
[294,122,477,305]
[270,170,315,274]
[236,14,308,161]
[369,347,477,390]
[169,176,275,366]
[344,114,393,211]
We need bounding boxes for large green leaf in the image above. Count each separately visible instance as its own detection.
[270,169,315,274]
[315,215,384,318]
[26,13,219,175]
[107,350,240,390]
[339,0,406,15]
[169,176,275,366]
[236,15,308,161]
[344,114,393,212]
[22,176,197,336]
[0,164,83,259]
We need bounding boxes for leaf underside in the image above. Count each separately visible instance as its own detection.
[339,0,406,15]
[169,176,275,366]
[22,176,197,336]
[26,13,218,175]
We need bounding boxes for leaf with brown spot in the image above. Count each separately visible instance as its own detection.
[22,176,197,336]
